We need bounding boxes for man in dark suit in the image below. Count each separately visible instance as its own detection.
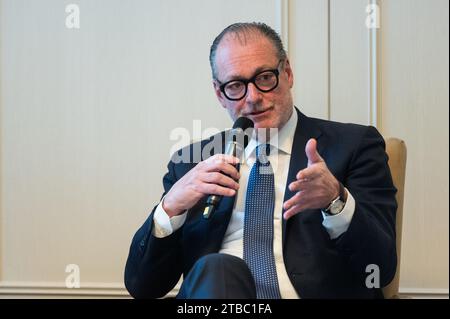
[124,22,397,299]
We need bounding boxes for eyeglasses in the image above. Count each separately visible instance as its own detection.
[218,60,283,101]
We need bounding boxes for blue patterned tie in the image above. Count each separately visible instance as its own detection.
[244,144,281,299]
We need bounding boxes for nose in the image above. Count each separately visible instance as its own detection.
[245,82,263,104]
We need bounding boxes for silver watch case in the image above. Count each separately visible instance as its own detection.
[325,197,345,215]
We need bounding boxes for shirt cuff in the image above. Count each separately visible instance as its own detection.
[152,198,188,238]
[321,188,355,239]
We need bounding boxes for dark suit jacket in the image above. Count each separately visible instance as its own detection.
[124,108,397,299]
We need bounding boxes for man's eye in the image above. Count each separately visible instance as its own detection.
[226,82,244,91]
[258,73,274,82]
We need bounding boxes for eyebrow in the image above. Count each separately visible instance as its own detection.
[223,64,276,82]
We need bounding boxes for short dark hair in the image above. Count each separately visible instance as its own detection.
[209,22,287,80]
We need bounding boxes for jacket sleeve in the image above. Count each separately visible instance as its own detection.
[335,126,398,287]
[124,159,183,299]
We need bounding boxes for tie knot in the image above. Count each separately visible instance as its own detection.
[256,144,271,163]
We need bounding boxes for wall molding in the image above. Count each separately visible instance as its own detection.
[368,0,381,128]
[0,281,447,299]
[275,0,290,53]
[0,281,130,298]
[327,0,331,120]
[399,288,449,299]
[0,0,4,289]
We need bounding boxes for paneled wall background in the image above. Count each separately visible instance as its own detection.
[0,0,448,298]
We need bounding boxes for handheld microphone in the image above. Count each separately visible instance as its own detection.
[203,117,254,219]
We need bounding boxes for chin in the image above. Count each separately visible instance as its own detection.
[254,117,279,128]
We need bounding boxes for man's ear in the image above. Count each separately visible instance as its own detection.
[213,80,227,108]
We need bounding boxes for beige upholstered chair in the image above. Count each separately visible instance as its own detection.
[382,138,407,299]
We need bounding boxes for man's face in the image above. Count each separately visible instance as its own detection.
[213,34,294,130]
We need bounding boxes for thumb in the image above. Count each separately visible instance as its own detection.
[305,138,323,166]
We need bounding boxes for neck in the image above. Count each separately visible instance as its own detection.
[254,107,295,143]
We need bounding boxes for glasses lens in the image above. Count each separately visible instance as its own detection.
[221,64,281,101]
[224,81,246,100]
[255,71,278,91]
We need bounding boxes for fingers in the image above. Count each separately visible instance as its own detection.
[203,154,240,180]
[211,162,240,180]
[288,167,321,192]
[288,179,309,192]
[196,182,237,197]
[283,204,303,220]
[283,191,307,220]
[207,154,240,166]
[201,172,239,191]
[296,167,321,181]
[283,191,305,212]
[188,154,241,198]
[305,138,324,165]
[283,186,328,219]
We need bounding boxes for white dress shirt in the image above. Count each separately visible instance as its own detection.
[152,108,356,298]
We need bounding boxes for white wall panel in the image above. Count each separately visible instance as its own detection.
[289,0,329,119]
[330,0,370,124]
[380,0,449,291]
[0,0,277,289]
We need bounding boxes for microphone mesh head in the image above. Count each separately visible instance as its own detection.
[231,117,254,148]
[232,117,254,130]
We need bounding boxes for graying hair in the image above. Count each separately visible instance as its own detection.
[209,22,287,80]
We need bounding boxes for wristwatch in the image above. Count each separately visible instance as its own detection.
[323,183,347,215]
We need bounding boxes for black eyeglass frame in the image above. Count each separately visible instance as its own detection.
[217,60,284,101]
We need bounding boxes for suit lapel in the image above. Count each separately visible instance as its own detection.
[282,108,323,246]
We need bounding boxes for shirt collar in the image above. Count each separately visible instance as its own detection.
[244,106,298,160]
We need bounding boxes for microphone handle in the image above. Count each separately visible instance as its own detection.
[203,141,242,219]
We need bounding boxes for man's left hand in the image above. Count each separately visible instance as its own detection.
[283,138,342,220]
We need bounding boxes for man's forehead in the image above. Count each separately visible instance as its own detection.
[214,33,278,79]
[217,32,274,53]
[220,30,263,46]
